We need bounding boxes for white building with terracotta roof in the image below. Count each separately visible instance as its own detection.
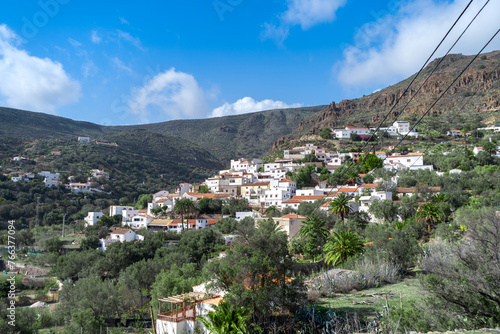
[100,228,144,251]
[126,214,155,229]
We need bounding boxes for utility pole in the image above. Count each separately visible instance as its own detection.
[34,196,41,229]
[62,213,67,238]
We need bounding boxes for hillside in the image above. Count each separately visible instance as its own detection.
[124,106,326,162]
[0,107,114,139]
[0,105,324,188]
[286,51,500,141]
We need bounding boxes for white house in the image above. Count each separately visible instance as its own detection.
[84,212,104,227]
[77,136,90,143]
[332,126,371,139]
[90,169,109,179]
[39,171,60,187]
[67,182,92,193]
[235,211,262,221]
[126,214,154,229]
[100,228,144,251]
[261,179,297,208]
[121,208,140,223]
[384,153,433,171]
[177,183,192,196]
[109,206,134,217]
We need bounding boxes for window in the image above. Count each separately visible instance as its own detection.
[407,159,411,162]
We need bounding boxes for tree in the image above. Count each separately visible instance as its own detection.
[324,230,364,267]
[319,127,332,139]
[302,153,319,163]
[416,203,443,237]
[198,185,210,193]
[206,219,305,326]
[174,198,197,230]
[369,199,399,223]
[361,153,383,172]
[329,193,353,222]
[197,301,255,334]
[57,275,120,326]
[483,140,497,155]
[44,236,63,254]
[294,164,315,188]
[150,263,204,311]
[134,194,151,210]
[298,214,329,260]
[264,205,279,217]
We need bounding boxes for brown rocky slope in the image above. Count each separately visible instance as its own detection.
[274,51,500,149]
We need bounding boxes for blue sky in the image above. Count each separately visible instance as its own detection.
[0,0,498,125]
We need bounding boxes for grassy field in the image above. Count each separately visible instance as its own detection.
[317,276,421,318]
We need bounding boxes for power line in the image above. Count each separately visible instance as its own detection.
[318,0,480,202]
[316,17,499,217]
[384,0,491,131]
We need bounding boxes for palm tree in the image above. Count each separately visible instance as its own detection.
[298,214,329,261]
[483,141,497,155]
[197,301,254,334]
[329,193,353,223]
[174,198,196,231]
[324,230,364,267]
[416,203,443,237]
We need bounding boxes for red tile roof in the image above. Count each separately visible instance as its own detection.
[290,195,326,200]
[111,228,132,235]
[280,214,307,219]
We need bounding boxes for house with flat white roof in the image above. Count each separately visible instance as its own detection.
[84,212,104,227]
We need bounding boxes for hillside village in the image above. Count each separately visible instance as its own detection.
[1,0,500,331]
[2,115,500,333]
[78,121,500,242]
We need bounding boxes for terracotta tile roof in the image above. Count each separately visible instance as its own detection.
[338,188,357,192]
[388,153,424,158]
[279,179,295,183]
[185,192,231,199]
[280,214,307,219]
[359,183,379,187]
[111,228,132,235]
[148,219,173,226]
[291,195,326,200]
[282,199,304,204]
[242,181,270,187]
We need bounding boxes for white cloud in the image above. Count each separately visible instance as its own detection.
[119,17,130,25]
[336,0,500,88]
[116,30,144,50]
[0,24,80,113]
[263,0,346,43]
[211,97,302,118]
[283,0,347,29]
[111,57,133,74]
[128,68,209,122]
[90,30,101,44]
[82,60,98,78]
[68,38,81,47]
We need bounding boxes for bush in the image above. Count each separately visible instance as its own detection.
[308,257,401,297]
[418,207,500,329]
